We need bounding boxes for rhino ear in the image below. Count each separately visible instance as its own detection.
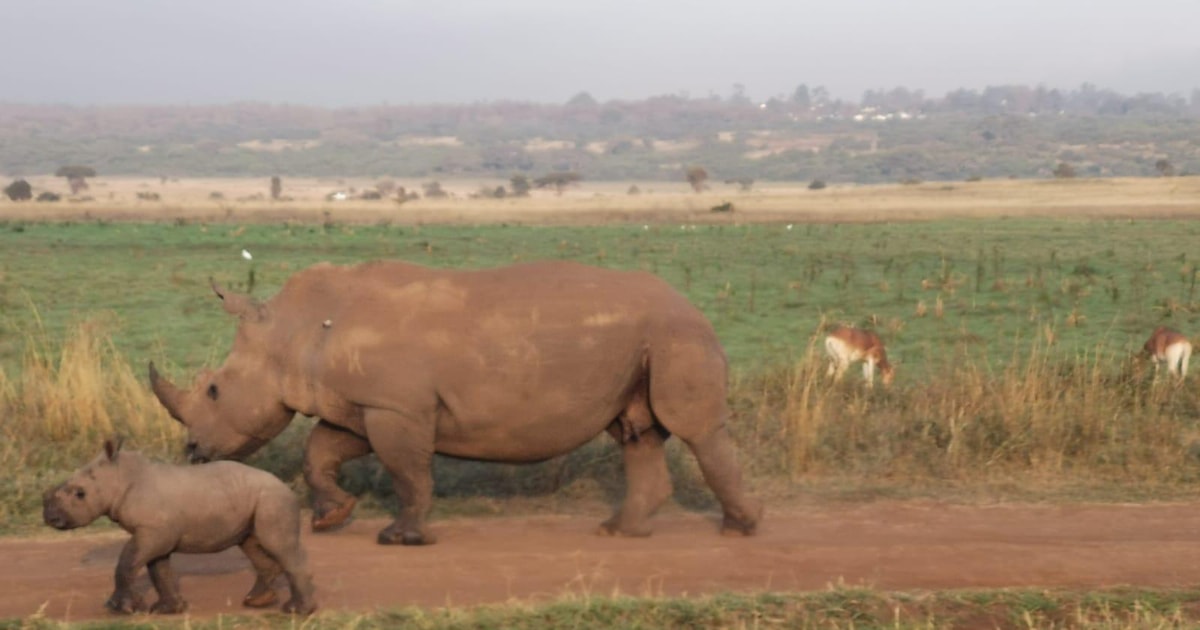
[211,280,265,322]
[104,436,124,461]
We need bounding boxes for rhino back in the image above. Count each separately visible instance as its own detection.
[117,460,293,552]
[262,260,722,460]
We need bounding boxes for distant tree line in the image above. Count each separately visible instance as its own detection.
[1,84,1198,185]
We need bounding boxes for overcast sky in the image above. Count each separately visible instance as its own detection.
[1,0,1197,106]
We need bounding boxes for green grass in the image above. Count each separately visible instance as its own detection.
[3,217,1200,376]
[8,217,1200,535]
[7,587,1200,629]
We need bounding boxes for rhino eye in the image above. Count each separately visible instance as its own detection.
[74,489,86,499]
[207,383,219,400]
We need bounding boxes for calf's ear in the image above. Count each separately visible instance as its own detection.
[104,435,125,461]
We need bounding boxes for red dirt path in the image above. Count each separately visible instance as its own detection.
[4,501,1200,622]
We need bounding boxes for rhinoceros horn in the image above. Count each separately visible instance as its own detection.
[148,362,187,424]
[210,281,264,321]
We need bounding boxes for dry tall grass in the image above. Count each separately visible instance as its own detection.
[734,336,1200,486]
[4,315,1200,531]
[0,319,181,472]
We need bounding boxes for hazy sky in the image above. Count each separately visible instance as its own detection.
[2,0,1197,106]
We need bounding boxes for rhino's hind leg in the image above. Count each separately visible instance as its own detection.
[649,339,763,536]
[685,426,763,536]
[364,410,438,546]
[305,420,372,532]
[239,535,282,608]
[251,502,317,615]
[598,425,673,537]
[147,556,187,614]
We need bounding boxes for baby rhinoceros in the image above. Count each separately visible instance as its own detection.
[42,439,316,615]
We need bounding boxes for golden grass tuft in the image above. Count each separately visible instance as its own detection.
[0,318,182,471]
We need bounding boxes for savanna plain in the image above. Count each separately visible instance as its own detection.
[6,178,1200,628]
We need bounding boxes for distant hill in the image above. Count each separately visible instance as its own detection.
[1,84,1198,183]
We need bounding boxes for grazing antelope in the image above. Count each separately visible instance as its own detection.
[1142,326,1192,380]
[824,325,894,387]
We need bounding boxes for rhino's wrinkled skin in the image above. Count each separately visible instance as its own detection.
[42,440,316,615]
[150,260,762,545]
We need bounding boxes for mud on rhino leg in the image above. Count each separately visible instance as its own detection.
[304,419,372,532]
[147,556,187,614]
[239,535,282,608]
[364,409,438,546]
[598,426,673,537]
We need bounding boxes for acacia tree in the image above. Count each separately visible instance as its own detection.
[685,166,709,192]
[534,171,582,195]
[423,181,448,198]
[55,165,96,195]
[1155,159,1176,177]
[509,174,531,197]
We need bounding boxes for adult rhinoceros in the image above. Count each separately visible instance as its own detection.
[149,259,761,545]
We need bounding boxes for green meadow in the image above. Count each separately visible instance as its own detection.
[5,216,1200,533]
[4,217,1200,374]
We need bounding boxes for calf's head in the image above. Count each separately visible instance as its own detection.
[43,439,125,530]
[149,283,294,463]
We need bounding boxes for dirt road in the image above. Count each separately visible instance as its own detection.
[4,501,1200,622]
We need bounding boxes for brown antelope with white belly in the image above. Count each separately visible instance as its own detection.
[824,325,894,388]
[1142,326,1192,381]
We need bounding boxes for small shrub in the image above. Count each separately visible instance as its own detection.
[423,181,448,198]
[1053,162,1077,179]
[808,179,827,190]
[4,179,32,201]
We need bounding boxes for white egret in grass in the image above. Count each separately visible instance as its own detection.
[242,249,253,260]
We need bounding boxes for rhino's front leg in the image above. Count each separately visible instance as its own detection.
[304,419,372,532]
[147,556,187,614]
[107,532,171,614]
[362,409,437,546]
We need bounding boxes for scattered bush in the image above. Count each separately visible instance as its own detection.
[4,179,32,201]
[423,181,448,198]
[685,165,709,192]
[509,175,531,197]
[808,179,827,190]
[1053,162,1077,179]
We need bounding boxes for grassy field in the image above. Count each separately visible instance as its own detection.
[6,181,1200,627]
[5,180,1200,532]
[10,587,1200,629]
